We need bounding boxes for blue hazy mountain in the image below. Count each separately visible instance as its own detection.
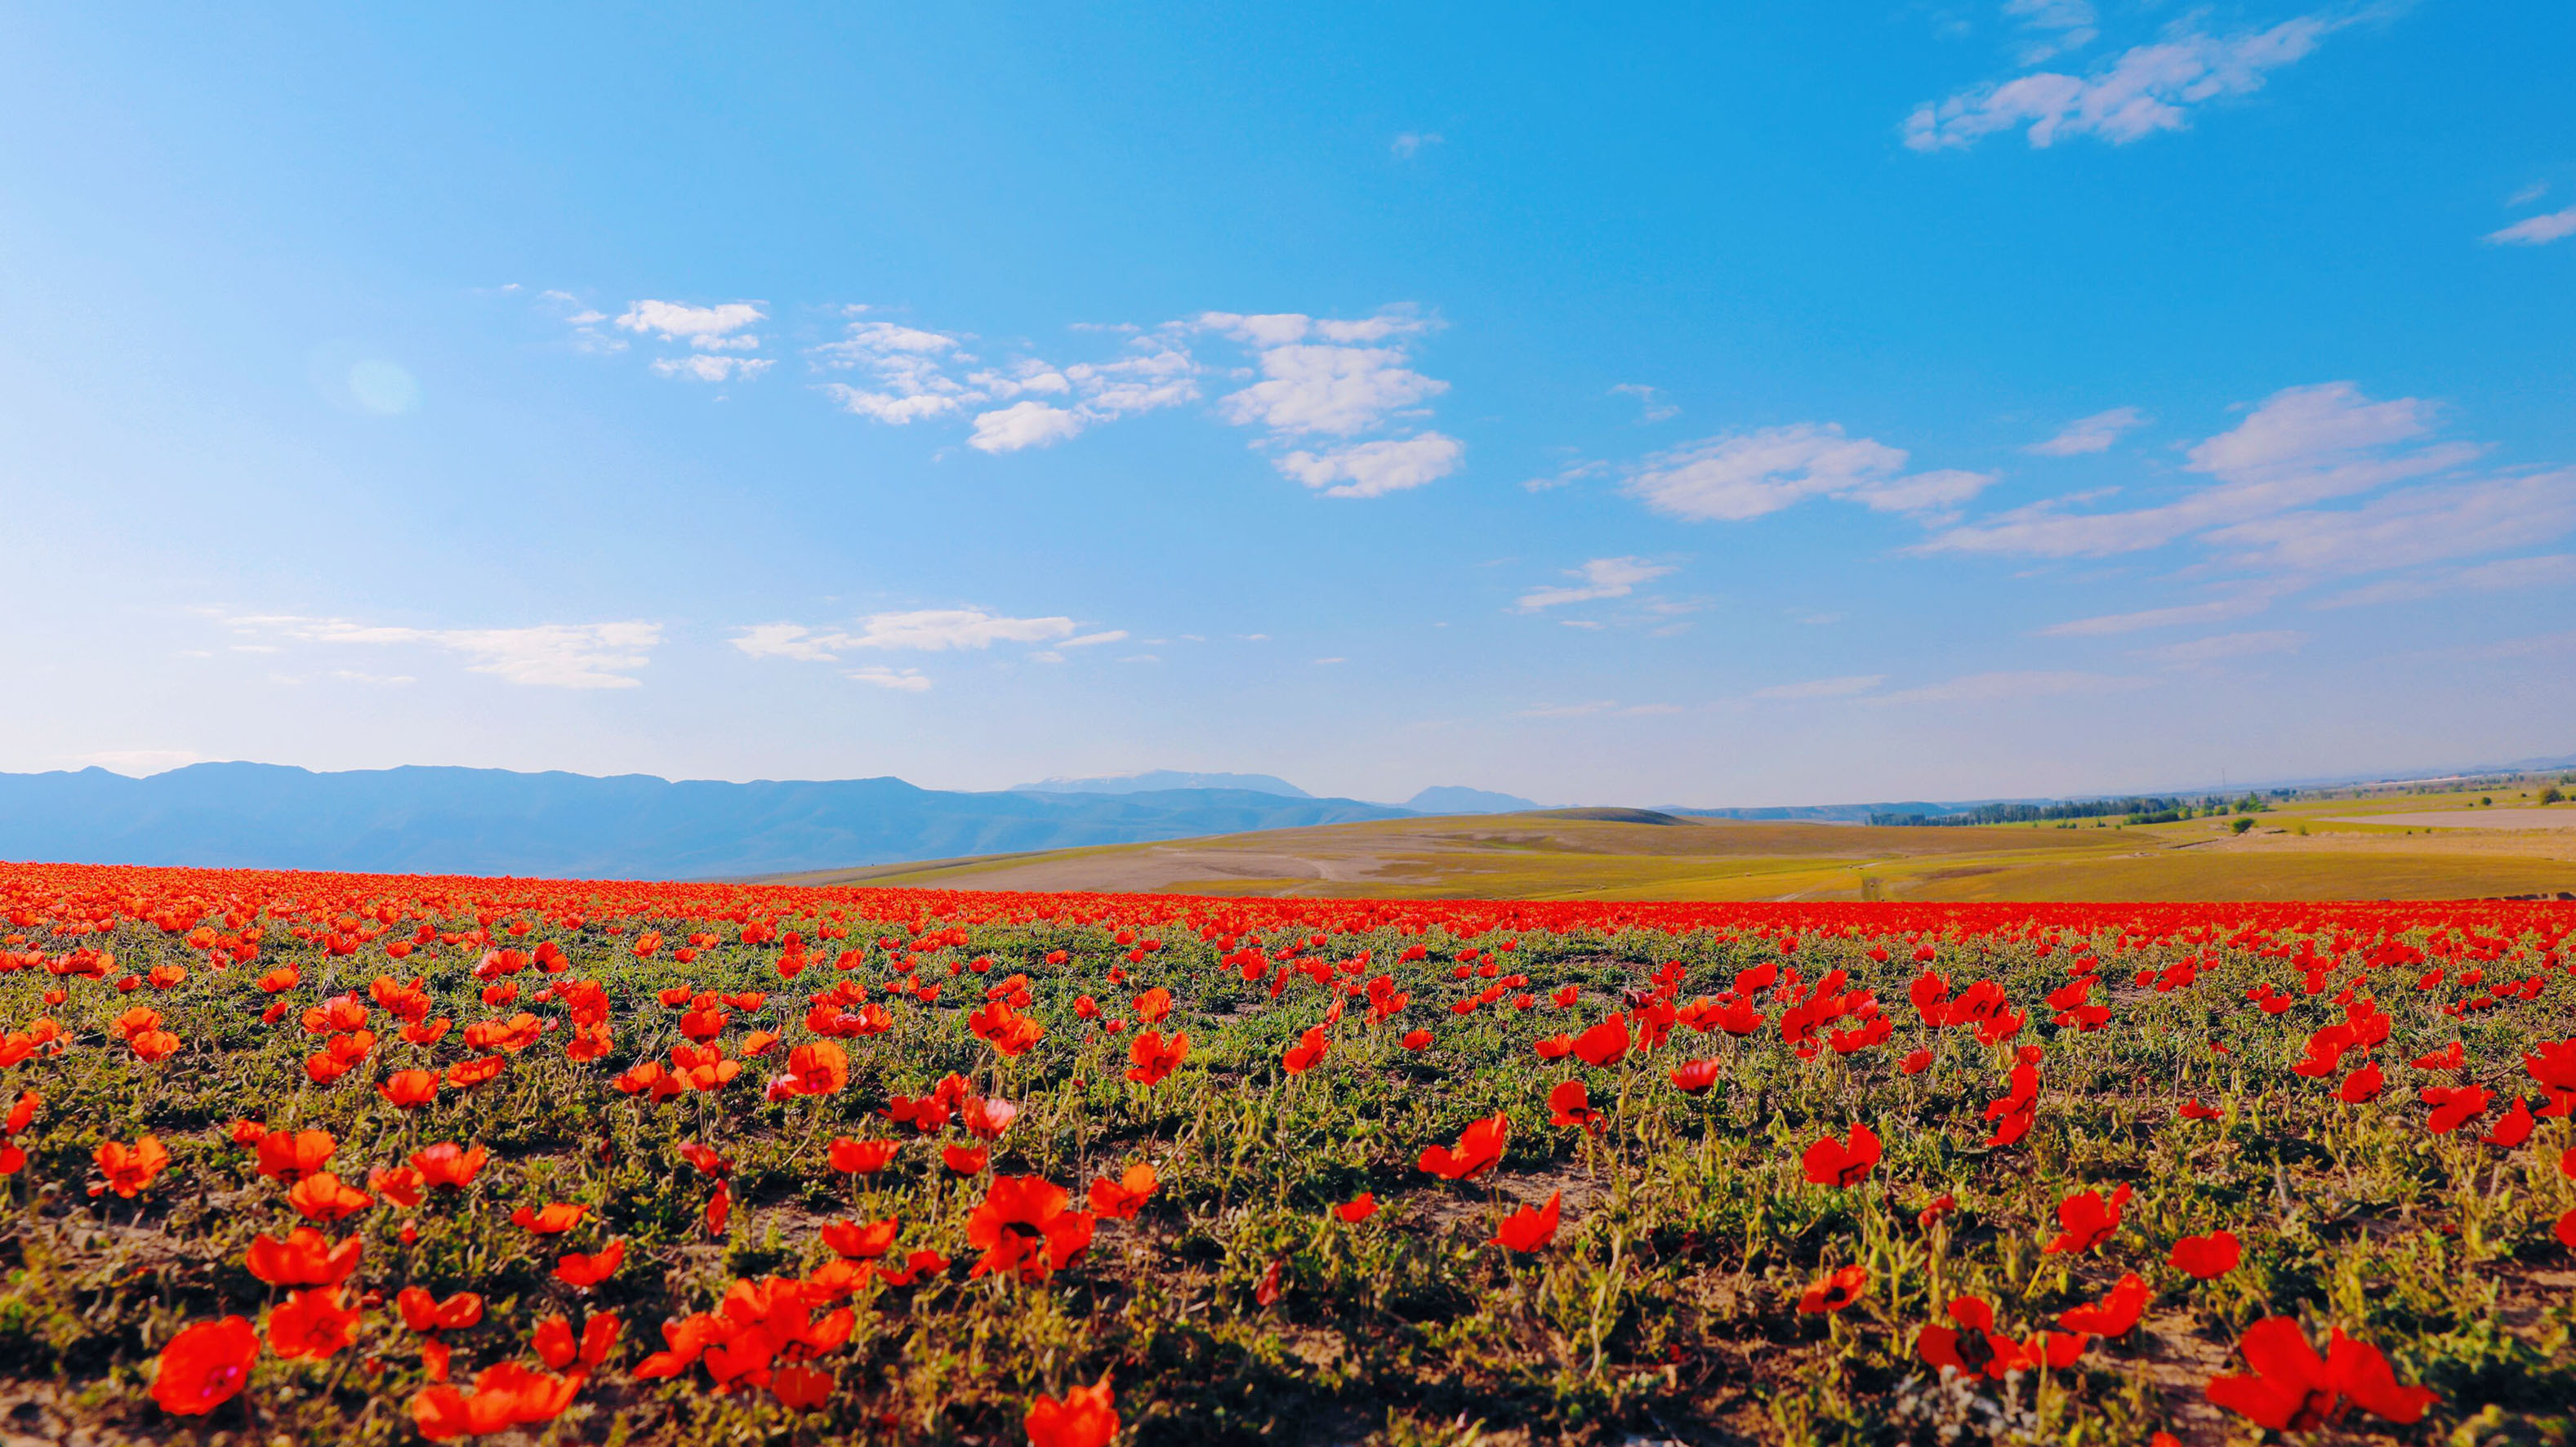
[1009,770,1313,798]
[0,763,1411,879]
[1406,786,1541,813]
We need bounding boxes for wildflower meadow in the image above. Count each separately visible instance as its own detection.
[2,862,2571,1444]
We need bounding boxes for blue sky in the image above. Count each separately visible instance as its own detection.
[2,2,2571,807]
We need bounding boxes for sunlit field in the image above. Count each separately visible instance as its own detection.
[3,862,2572,1445]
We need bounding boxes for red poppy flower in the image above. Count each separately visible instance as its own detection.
[553,1239,626,1287]
[827,1138,898,1173]
[256,1128,336,1182]
[287,1172,373,1224]
[1547,1080,1603,1132]
[409,1361,582,1439]
[1798,1265,1868,1313]
[1669,1058,1722,1093]
[1335,1191,1379,1223]
[2178,1099,2221,1120]
[2420,1084,2492,1134]
[512,1202,589,1235]
[266,1285,360,1360]
[1799,1123,1882,1188]
[1281,1026,1330,1075]
[1418,1113,1510,1182]
[1900,1049,1934,1075]
[2205,1317,2434,1430]
[151,1316,257,1416]
[1571,1014,1630,1068]
[878,1249,950,1286]
[247,1227,363,1287]
[1124,1029,1189,1084]
[2481,1095,2535,1148]
[412,1142,488,1190]
[2169,1229,2242,1280]
[397,1288,485,1333]
[821,1218,901,1260]
[965,1175,1096,1282]
[1025,1374,1118,1447]
[1401,1029,1433,1050]
[1491,1191,1562,1252]
[1132,986,1173,1023]
[1916,1295,2029,1380]
[368,1164,425,1209]
[2055,1272,2147,1337]
[2335,1061,2385,1103]
[1088,1163,1157,1220]
[679,1142,731,1178]
[2041,1183,2133,1254]
[91,1136,172,1198]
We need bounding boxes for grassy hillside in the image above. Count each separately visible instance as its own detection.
[760,788,2576,902]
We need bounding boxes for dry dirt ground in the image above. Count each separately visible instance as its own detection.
[753,804,2576,902]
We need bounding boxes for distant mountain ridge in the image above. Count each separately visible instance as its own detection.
[0,763,1411,879]
[1011,770,1312,798]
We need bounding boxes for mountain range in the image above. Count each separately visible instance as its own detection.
[0,763,1426,880]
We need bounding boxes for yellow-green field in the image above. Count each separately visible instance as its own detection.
[761,786,2576,902]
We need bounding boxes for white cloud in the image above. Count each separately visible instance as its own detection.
[2027,406,2146,456]
[2486,206,2576,247]
[2509,181,2550,207]
[1921,381,2477,558]
[2038,592,2277,636]
[730,623,844,662]
[1611,384,1681,422]
[2205,470,2576,573]
[1750,675,1885,700]
[652,355,773,383]
[813,316,981,423]
[1391,132,1444,158]
[616,301,766,347]
[847,666,931,692]
[1217,343,1446,436]
[2006,0,2097,62]
[969,402,1086,452]
[1061,630,1130,648]
[813,314,1201,439]
[1906,16,2339,151]
[1520,701,1618,718]
[1870,670,2149,706]
[731,609,1081,658]
[1622,423,1991,522]
[1062,350,1198,416]
[1516,557,1676,611]
[227,616,662,689]
[2139,630,2305,669]
[1277,432,1464,498]
[2315,553,2576,608]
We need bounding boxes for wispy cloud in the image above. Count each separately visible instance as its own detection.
[1390,131,1444,158]
[1611,383,1681,423]
[1621,423,1993,523]
[2486,206,2576,247]
[1750,675,1885,700]
[2026,406,2146,456]
[222,616,662,689]
[2315,553,2576,608]
[1516,557,1676,611]
[1921,381,2479,559]
[734,608,1085,658]
[2138,630,2305,669]
[1278,433,1465,498]
[2038,590,2280,636]
[1870,670,2150,706]
[1906,14,2345,151]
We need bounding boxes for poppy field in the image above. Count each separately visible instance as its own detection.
[2,862,2573,1445]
